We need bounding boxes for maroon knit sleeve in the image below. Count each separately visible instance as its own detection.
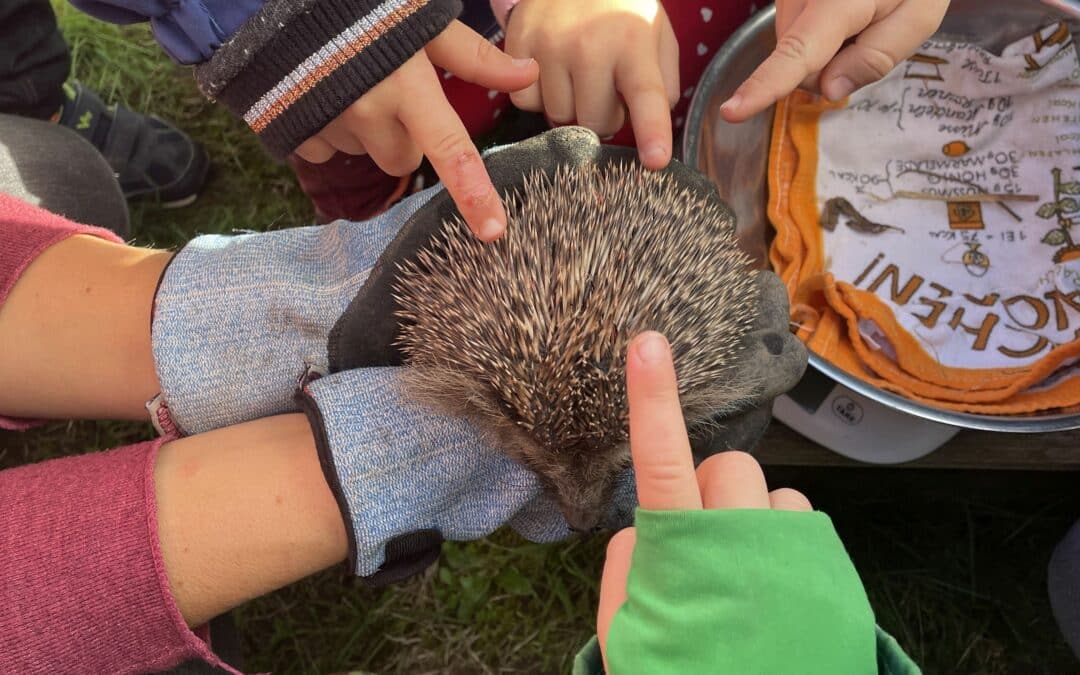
[0,439,239,673]
[0,194,124,431]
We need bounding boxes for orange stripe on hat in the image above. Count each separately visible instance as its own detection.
[250,0,427,133]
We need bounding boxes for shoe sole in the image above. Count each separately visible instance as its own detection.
[160,192,199,209]
[125,138,211,208]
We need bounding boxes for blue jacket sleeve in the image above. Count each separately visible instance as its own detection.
[68,0,264,65]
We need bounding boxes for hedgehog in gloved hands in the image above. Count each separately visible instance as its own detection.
[151,126,806,585]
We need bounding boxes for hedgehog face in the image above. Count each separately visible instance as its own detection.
[399,364,631,531]
[507,433,631,532]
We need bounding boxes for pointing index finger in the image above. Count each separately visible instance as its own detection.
[617,52,673,169]
[626,332,702,511]
[397,56,506,241]
[721,0,863,121]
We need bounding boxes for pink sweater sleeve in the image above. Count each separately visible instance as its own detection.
[0,195,236,672]
[0,194,122,430]
[0,440,238,673]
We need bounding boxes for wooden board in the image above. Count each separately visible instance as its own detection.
[756,421,1080,470]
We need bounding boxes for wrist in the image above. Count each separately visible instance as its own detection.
[0,235,169,420]
[155,413,347,627]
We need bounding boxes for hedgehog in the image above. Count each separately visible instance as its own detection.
[393,161,760,531]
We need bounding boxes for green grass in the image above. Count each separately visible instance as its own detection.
[1,5,1078,673]
[53,2,313,248]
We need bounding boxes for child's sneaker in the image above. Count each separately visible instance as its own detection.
[56,81,209,208]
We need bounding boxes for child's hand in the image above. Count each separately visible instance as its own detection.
[597,331,813,669]
[505,0,680,170]
[294,21,539,242]
[721,0,949,122]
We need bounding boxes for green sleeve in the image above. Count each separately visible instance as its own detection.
[573,508,921,674]
[573,627,920,675]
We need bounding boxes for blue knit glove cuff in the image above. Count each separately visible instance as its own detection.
[300,367,576,582]
[151,187,441,435]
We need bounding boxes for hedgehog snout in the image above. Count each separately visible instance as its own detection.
[545,453,625,534]
[541,470,609,533]
[561,503,602,533]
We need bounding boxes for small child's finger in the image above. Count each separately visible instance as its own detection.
[574,67,626,137]
[294,136,337,164]
[769,487,814,512]
[398,59,506,241]
[541,64,575,123]
[510,82,544,112]
[427,20,539,92]
[820,0,947,101]
[695,451,771,510]
[774,0,810,42]
[359,119,422,177]
[504,28,543,111]
[720,0,855,121]
[597,527,636,664]
[658,21,680,108]
[616,55,672,169]
[626,332,702,512]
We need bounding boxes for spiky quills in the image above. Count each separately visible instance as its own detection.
[394,162,759,462]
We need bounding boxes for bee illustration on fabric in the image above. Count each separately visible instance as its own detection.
[1024,22,1072,73]
[961,242,991,277]
[1038,167,1080,263]
[821,197,905,235]
[941,242,991,277]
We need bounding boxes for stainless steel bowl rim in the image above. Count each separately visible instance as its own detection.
[682,3,1080,432]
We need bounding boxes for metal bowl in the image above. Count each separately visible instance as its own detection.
[682,0,1080,433]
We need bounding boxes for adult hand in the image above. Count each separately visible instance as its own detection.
[721,0,949,122]
[505,0,679,170]
[295,21,539,241]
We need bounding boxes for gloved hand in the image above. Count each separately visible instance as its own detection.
[150,186,444,436]
[297,366,583,584]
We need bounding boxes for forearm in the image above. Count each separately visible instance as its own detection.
[0,235,167,420]
[156,413,348,626]
[1,414,345,671]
